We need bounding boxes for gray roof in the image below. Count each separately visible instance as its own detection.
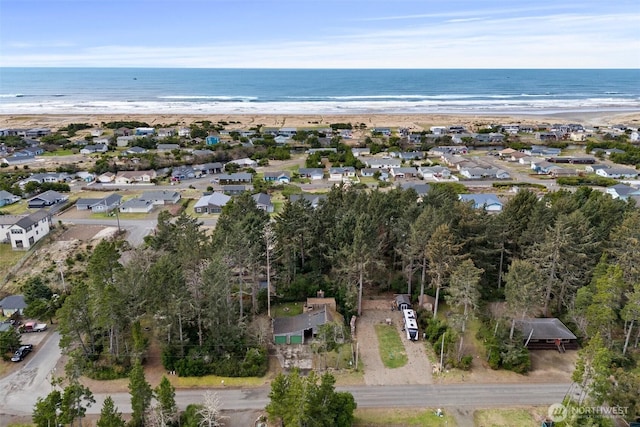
[140,190,179,201]
[92,193,122,208]
[252,192,272,206]
[0,190,18,200]
[120,198,152,209]
[515,318,577,341]
[459,194,503,207]
[194,192,231,209]
[13,210,50,229]
[0,295,27,310]
[399,182,431,195]
[273,307,333,336]
[290,193,326,206]
[28,190,66,204]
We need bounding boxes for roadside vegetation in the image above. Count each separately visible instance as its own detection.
[353,408,457,426]
[375,324,408,368]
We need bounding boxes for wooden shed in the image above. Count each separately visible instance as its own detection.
[395,294,412,311]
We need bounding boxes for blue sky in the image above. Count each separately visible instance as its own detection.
[1,0,638,68]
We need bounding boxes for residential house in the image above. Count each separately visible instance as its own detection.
[430,126,447,135]
[222,185,252,195]
[534,132,560,141]
[518,156,537,166]
[252,193,274,213]
[606,184,640,200]
[90,128,104,137]
[474,133,505,144]
[515,318,578,351]
[570,132,587,142]
[0,215,23,242]
[19,172,70,188]
[328,167,356,182]
[596,167,638,179]
[135,127,155,136]
[399,182,431,197]
[193,162,223,175]
[339,129,353,139]
[119,198,154,214]
[428,146,469,156]
[278,127,297,137]
[290,193,326,208]
[263,171,291,183]
[0,295,27,317]
[460,167,500,180]
[8,209,51,250]
[390,167,418,179]
[114,170,157,184]
[397,151,423,161]
[27,190,68,209]
[75,171,96,183]
[417,166,451,180]
[364,158,402,169]
[193,192,231,214]
[585,164,610,173]
[525,146,562,157]
[80,144,108,155]
[214,172,253,184]
[360,168,376,177]
[125,146,148,155]
[157,143,180,152]
[351,147,371,157]
[229,158,258,168]
[448,125,466,134]
[116,135,136,147]
[178,127,191,137]
[0,190,20,207]
[273,306,333,345]
[307,148,337,155]
[98,172,116,183]
[459,194,503,212]
[75,193,122,213]
[1,154,35,165]
[171,166,196,181]
[205,135,220,145]
[157,128,176,138]
[115,127,132,137]
[549,168,579,178]
[495,169,511,179]
[140,190,181,205]
[298,168,324,180]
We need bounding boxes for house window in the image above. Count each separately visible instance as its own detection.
[28,236,35,245]
[11,229,23,234]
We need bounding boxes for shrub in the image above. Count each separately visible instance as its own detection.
[458,355,473,371]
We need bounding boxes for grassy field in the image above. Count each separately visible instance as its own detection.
[0,201,29,215]
[0,245,28,283]
[474,408,542,426]
[173,374,267,388]
[41,149,76,156]
[375,324,408,368]
[354,408,457,426]
[272,302,304,317]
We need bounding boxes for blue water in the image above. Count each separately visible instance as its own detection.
[0,68,638,114]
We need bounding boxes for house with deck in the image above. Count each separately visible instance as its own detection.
[193,192,231,214]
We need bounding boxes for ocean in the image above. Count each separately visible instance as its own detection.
[0,68,638,115]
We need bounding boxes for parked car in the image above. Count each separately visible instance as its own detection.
[20,321,47,333]
[11,344,33,362]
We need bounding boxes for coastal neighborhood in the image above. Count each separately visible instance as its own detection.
[1,115,640,426]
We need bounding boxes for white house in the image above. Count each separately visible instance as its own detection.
[417,166,451,180]
[8,210,51,250]
[329,167,356,182]
[459,194,503,212]
[596,167,638,179]
[364,158,402,169]
[229,158,258,168]
[119,198,154,213]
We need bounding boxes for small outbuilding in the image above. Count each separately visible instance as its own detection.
[395,294,412,311]
[0,295,27,317]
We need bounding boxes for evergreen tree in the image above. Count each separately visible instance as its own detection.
[32,390,62,427]
[97,396,126,427]
[128,360,153,427]
[154,376,177,425]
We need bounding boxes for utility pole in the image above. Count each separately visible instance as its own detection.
[264,223,275,318]
[56,260,66,293]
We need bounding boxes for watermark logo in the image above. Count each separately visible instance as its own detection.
[547,403,628,422]
[548,403,568,422]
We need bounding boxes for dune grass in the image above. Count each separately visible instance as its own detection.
[374,324,408,368]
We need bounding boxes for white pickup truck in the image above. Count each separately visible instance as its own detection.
[21,321,47,333]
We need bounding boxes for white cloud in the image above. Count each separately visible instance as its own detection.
[1,11,638,68]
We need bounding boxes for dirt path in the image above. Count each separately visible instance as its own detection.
[357,300,433,386]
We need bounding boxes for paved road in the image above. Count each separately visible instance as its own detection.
[0,332,61,416]
[0,332,576,417]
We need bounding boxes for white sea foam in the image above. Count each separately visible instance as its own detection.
[0,98,638,115]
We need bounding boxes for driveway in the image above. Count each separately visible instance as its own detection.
[357,300,433,386]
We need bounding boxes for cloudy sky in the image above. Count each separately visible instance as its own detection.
[1,0,638,68]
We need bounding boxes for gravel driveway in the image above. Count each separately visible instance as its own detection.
[357,300,433,386]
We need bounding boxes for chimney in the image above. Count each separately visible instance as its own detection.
[317,290,325,298]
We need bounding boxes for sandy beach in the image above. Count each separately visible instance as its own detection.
[1,111,639,131]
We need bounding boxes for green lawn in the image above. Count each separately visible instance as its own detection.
[474,408,541,427]
[354,408,457,426]
[272,302,304,317]
[173,374,266,388]
[41,149,75,156]
[0,201,29,215]
[375,324,408,368]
